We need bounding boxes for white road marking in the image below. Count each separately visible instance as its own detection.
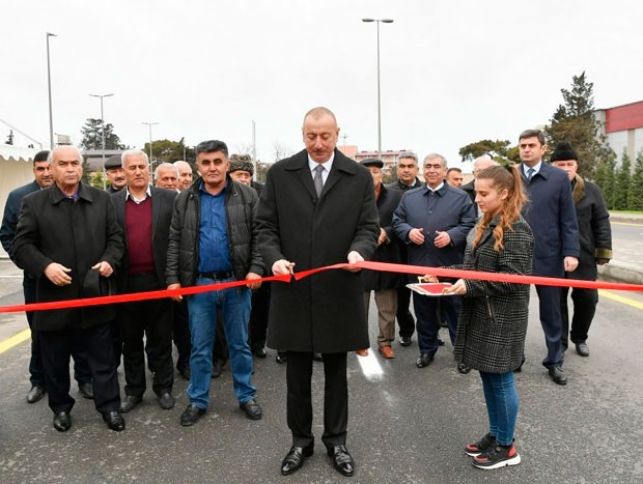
[356,350,384,380]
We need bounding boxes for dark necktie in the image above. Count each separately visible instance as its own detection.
[526,167,535,181]
[313,164,324,197]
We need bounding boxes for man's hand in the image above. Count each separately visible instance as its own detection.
[167,283,183,302]
[419,274,439,283]
[408,228,425,245]
[92,261,114,277]
[443,279,466,295]
[434,231,451,248]
[377,228,389,246]
[272,259,295,276]
[44,262,72,286]
[245,272,262,290]
[345,251,364,272]
[564,256,579,272]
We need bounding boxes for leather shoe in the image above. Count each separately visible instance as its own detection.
[416,353,434,368]
[378,345,395,359]
[157,392,175,410]
[313,352,323,361]
[78,382,94,399]
[240,398,262,420]
[399,336,412,346]
[253,346,267,358]
[275,352,287,364]
[178,366,191,380]
[53,411,71,432]
[327,444,354,477]
[575,342,590,357]
[212,359,225,378]
[281,443,314,476]
[120,395,142,413]
[180,403,206,426]
[27,385,46,404]
[548,366,568,385]
[102,411,125,431]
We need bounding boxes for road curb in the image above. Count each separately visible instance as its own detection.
[598,261,643,285]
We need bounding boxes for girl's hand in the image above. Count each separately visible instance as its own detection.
[443,279,466,295]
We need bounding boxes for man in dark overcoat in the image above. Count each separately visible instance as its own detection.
[1,150,92,403]
[256,107,379,477]
[550,142,612,357]
[112,150,177,413]
[518,129,579,385]
[13,145,125,432]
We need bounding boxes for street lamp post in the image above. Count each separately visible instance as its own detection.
[89,93,114,169]
[46,32,57,149]
[142,122,159,165]
[362,18,394,158]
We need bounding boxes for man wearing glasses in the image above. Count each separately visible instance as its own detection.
[393,153,476,370]
[166,140,264,426]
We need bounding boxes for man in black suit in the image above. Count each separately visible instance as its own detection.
[257,107,379,477]
[13,145,125,432]
[1,150,93,403]
[112,150,177,413]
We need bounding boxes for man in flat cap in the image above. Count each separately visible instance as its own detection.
[104,155,127,194]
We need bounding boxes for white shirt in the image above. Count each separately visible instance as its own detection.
[125,186,152,204]
[523,160,542,178]
[308,152,335,186]
[426,181,444,193]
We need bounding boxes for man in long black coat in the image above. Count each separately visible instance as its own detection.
[256,107,378,477]
[13,145,125,433]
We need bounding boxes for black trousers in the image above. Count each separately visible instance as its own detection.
[173,300,191,372]
[560,286,598,347]
[286,351,348,449]
[249,284,270,351]
[24,278,92,387]
[120,273,174,397]
[39,322,120,414]
[395,286,416,339]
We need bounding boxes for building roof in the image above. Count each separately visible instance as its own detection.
[0,144,36,163]
[597,100,643,133]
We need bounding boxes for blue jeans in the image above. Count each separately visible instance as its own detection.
[186,276,255,409]
[479,371,519,446]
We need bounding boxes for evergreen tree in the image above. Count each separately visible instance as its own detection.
[594,157,617,209]
[80,118,126,150]
[545,72,614,179]
[627,151,643,210]
[613,152,631,210]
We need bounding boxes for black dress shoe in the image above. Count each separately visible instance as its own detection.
[281,443,314,476]
[548,366,568,385]
[212,359,225,379]
[157,392,175,410]
[327,444,354,477]
[180,403,206,427]
[78,382,94,400]
[53,411,71,432]
[399,336,412,347]
[275,352,287,364]
[26,385,46,404]
[178,366,191,381]
[437,338,446,346]
[416,353,434,368]
[575,342,590,357]
[239,398,262,420]
[253,347,267,358]
[313,352,323,361]
[457,362,471,374]
[119,395,142,413]
[102,411,125,431]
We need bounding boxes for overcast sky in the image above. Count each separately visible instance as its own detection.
[2,0,642,170]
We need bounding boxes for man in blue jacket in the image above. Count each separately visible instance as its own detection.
[518,129,579,385]
[393,153,476,369]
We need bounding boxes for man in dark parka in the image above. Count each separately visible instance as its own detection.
[256,107,378,477]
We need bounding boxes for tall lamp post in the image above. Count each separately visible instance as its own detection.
[46,32,57,149]
[89,93,114,168]
[142,121,159,165]
[361,18,394,158]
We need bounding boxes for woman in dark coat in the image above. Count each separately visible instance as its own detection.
[432,165,534,470]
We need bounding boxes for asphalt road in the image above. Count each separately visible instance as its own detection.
[1,274,643,483]
[611,221,643,244]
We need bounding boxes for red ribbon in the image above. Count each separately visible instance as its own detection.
[0,261,640,315]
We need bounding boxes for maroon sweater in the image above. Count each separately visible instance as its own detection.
[125,197,155,275]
